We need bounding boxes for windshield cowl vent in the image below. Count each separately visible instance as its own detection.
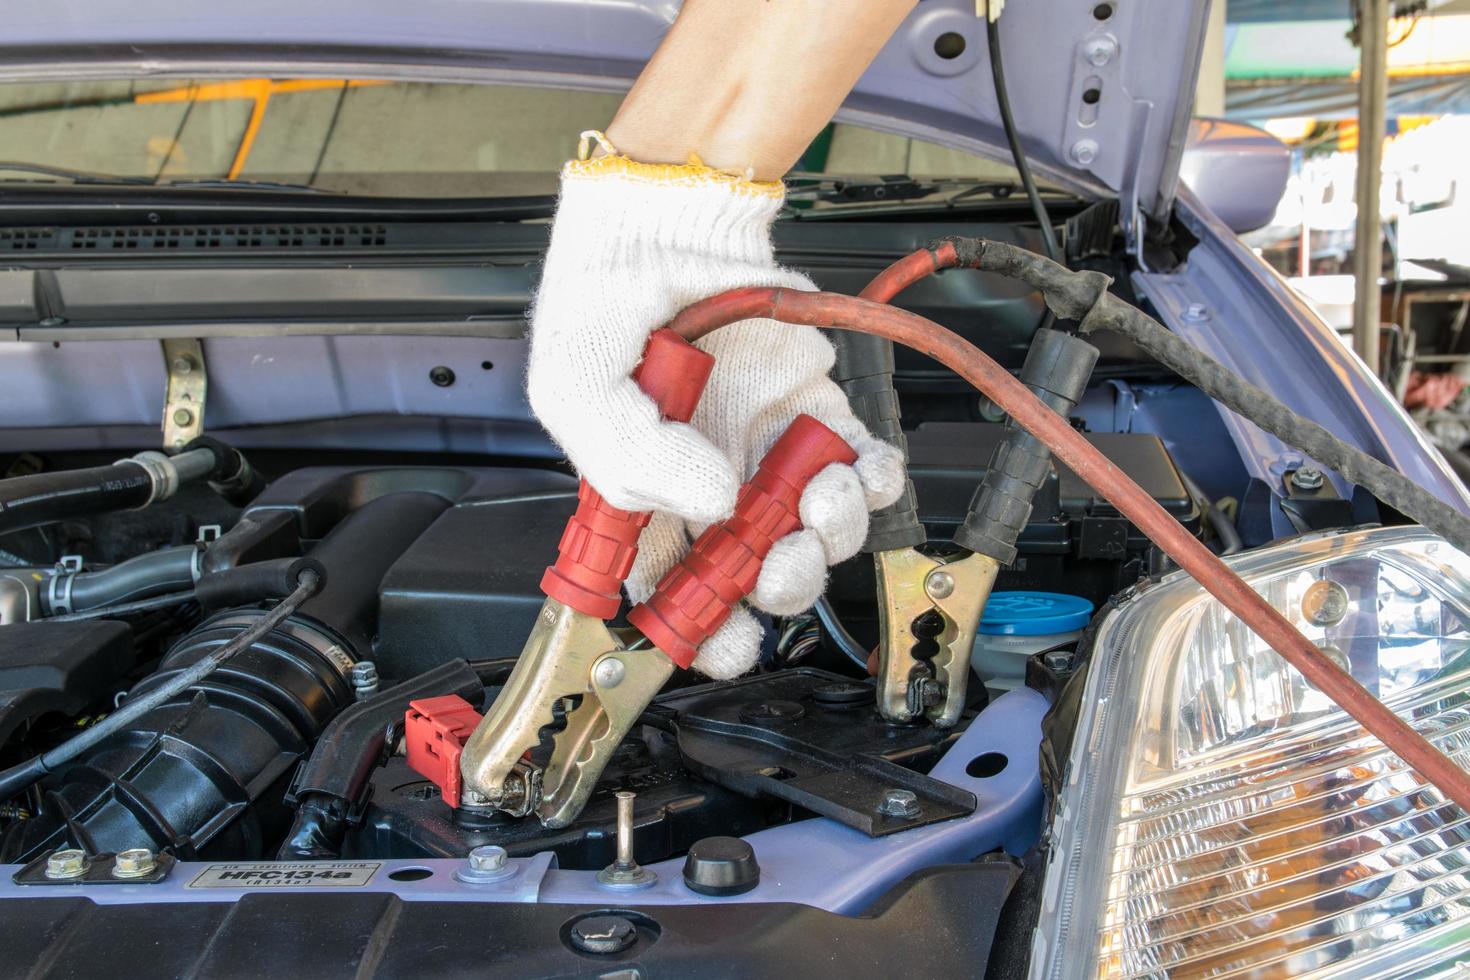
[65,224,389,251]
[0,224,390,252]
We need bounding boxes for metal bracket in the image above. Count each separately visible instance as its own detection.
[160,338,206,452]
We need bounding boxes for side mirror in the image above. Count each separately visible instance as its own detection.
[1180,118,1292,234]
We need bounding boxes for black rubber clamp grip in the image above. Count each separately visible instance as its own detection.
[955,328,1099,563]
[829,330,926,553]
[194,557,326,610]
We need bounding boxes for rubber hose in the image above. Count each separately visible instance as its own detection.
[0,462,154,537]
[45,545,199,615]
[664,283,1470,812]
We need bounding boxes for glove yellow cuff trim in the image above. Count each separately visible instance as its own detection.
[563,153,784,201]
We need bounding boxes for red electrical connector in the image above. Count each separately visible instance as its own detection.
[404,695,483,808]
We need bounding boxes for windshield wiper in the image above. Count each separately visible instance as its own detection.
[0,163,330,194]
[163,177,328,193]
[0,162,154,186]
[783,173,1069,210]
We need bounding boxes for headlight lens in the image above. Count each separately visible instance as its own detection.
[1032,527,1470,979]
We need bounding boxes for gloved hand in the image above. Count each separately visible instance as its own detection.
[528,136,905,678]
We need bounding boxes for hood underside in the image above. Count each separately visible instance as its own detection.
[0,0,1209,222]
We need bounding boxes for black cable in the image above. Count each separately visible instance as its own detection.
[0,569,320,802]
[940,237,1470,556]
[985,2,1060,261]
[814,596,871,672]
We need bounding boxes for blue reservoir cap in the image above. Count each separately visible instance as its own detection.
[979,591,1094,636]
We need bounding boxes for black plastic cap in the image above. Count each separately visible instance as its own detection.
[682,836,760,896]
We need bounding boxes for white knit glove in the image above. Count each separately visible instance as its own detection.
[528,142,905,678]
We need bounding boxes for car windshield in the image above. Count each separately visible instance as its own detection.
[0,77,1034,199]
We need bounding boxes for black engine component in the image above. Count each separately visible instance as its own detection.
[0,620,133,747]
[0,490,451,863]
[662,671,972,837]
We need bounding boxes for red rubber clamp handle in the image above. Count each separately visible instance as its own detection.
[627,414,857,669]
[540,329,715,619]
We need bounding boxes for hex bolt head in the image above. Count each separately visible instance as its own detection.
[1082,35,1118,66]
[112,848,157,878]
[171,356,195,374]
[1043,650,1075,673]
[877,788,922,819]
[924,570,956,600]
[1291,467,1325,491]
[349,660,380,700]
[1070,139,1099,165]
[569,914,638,955]
[171,407,194,427]
[468,845,507,874]
[45,849,87,879]
[591,655,626,689]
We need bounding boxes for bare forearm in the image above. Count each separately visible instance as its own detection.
[606,0,917,181]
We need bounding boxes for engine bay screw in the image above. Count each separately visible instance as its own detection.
[1043,650,1075,673]
[1069,139,1099,165]
[1291,467,1325,491]
[1183,303,1209,321]
[877,788,922,819]
[591,655,626,689]
[349,660,380,700]
[171,407,194,427]
[171,356,194,374]
[111,848,157,878]
[569,914,638,955]
[924,569,956,600]
[429,365,456,387]
[456,844,515,883]
[1081,35,1117,66]
[44,849,87,879]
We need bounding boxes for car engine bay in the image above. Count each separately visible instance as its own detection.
[4,215,1468,977]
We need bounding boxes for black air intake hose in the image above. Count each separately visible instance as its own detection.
[0,491,452,862]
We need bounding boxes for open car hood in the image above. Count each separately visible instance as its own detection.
[0,0,1210,223]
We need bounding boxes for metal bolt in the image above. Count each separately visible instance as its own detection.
[1043,650,1075,673]
[171,407,194,427]
[112,848,156,878]
[171,356,194,374]
[569,914,638,955]
[429,365,456,387]
[1082,35,1117,66]
[924,570,956,600]
[591,655,626,689]
[1183,303,1210,321]
[456,843,515,883]
[469,845,506,874]
[1291,466,1325,491]
[877,788,922,819]
[45,849,87,879]
[1070,139,1099,165]
[349,660,379,700]
[597,790,656,888]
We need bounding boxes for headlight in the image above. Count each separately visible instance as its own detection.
[1032,526,1470,979]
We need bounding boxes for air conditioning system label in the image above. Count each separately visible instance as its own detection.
[188,862,381,889]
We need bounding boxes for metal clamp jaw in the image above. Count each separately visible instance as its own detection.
[831,327,1098,729]
[459,599,673,828]
[874,549,997,729]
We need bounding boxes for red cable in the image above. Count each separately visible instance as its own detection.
[665,277,1470,813]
